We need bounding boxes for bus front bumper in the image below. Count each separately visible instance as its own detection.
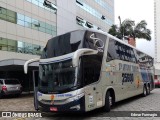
[38,96,85,112]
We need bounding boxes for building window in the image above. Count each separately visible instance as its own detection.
[0,6,57,36]
[85,22,93,28]
[76,16,104,32]
[76,0,83,6]
[0,37,43,56]
[43,0,57,10]
[76,1,113,26]
[25,0,57,13]
[76,16,85,26]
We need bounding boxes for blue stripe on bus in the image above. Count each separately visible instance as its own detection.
[39,57,72,64]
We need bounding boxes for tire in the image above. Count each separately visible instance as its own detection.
[104,91,112,112]
[0,91,2,99]
[147,85,150,95]
[142,85,147,97]
[15,93,21,97]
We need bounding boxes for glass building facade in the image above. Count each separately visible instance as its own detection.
[76,0,113,26]
[0,0,57,57]
[26,0,57,13]
[0,6,56,36]
[73,0,114,33]
[0,37,43,55]
[0,0,114,57]
[0,0,114,92]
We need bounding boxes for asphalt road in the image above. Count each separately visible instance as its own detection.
[0,88,160,120]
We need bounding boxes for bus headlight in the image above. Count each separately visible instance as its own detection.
[67,93,84,102]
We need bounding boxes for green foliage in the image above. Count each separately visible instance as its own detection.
[108,19,151,41]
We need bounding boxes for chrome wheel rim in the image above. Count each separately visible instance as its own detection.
[109,96,112,106]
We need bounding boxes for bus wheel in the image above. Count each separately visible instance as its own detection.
[0,92,2,98]
[147,85,150,95]
[142,85,147,97]
[104,91,112,112]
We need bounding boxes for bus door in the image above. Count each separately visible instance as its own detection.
[32,70,39,111]
[81,55,102,111]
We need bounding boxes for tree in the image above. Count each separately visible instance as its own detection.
[132,20,151,40]
[108,19,151,41]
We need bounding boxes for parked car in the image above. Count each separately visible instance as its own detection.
[0,79,22,98]
[154,79,160,88]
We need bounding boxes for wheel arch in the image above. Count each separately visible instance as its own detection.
[102,87,115,106]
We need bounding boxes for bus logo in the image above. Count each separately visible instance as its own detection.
[90,33,104,52]
[50,95,54,100]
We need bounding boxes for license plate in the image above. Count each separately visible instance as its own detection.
[50,107,57,111]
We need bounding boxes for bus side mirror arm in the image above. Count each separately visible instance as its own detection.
[72,48,98,66]
[24,58,40,74]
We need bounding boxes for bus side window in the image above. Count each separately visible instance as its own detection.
[82,55,102,86]
[0,80,2,84]
[106,39,117,62]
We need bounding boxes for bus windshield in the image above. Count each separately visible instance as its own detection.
[41,30,107,59]
[38,59,76,94]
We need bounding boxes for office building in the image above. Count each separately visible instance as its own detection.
[154,0,160,79]
[0,0,114,91]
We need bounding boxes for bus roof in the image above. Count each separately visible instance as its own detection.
[45,29,153,59]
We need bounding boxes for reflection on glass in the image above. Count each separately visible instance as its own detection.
[39,21,45,28]
[0,38,8,51]
[94,0,113,13]
[17,41,25,53]
[1,7,7,14]
[39,2,44,8]
[26,0,31,2]
[39,27,46,33]
[0,6,57,35]
[7,16,16,23]
[17,13,25,21]
[24,43,32,54]
[25,0,57,13]
[6,38,17,52]
[76,1,113,26]
[0,37,43,55]
[7,9,16,18]
[46,23,52,30]
[32,0,39,6]
[33,44,41,55]
[25,21,31,28]
[25,16,32,23]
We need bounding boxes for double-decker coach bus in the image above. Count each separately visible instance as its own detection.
[24,29,154,112]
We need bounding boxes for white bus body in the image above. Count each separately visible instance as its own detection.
[24,29,154,112]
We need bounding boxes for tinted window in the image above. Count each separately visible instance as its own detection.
[79,54,103,86]
[41,30,85,59]
[84,31,107,52]
[4,80,20,84]
[0,80,3,84]
[39,59,76,93]
[136,50,153,67]
[41,30,107,59]
[107,38,137,63]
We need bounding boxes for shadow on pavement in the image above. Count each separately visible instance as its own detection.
[0,92,33,99]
